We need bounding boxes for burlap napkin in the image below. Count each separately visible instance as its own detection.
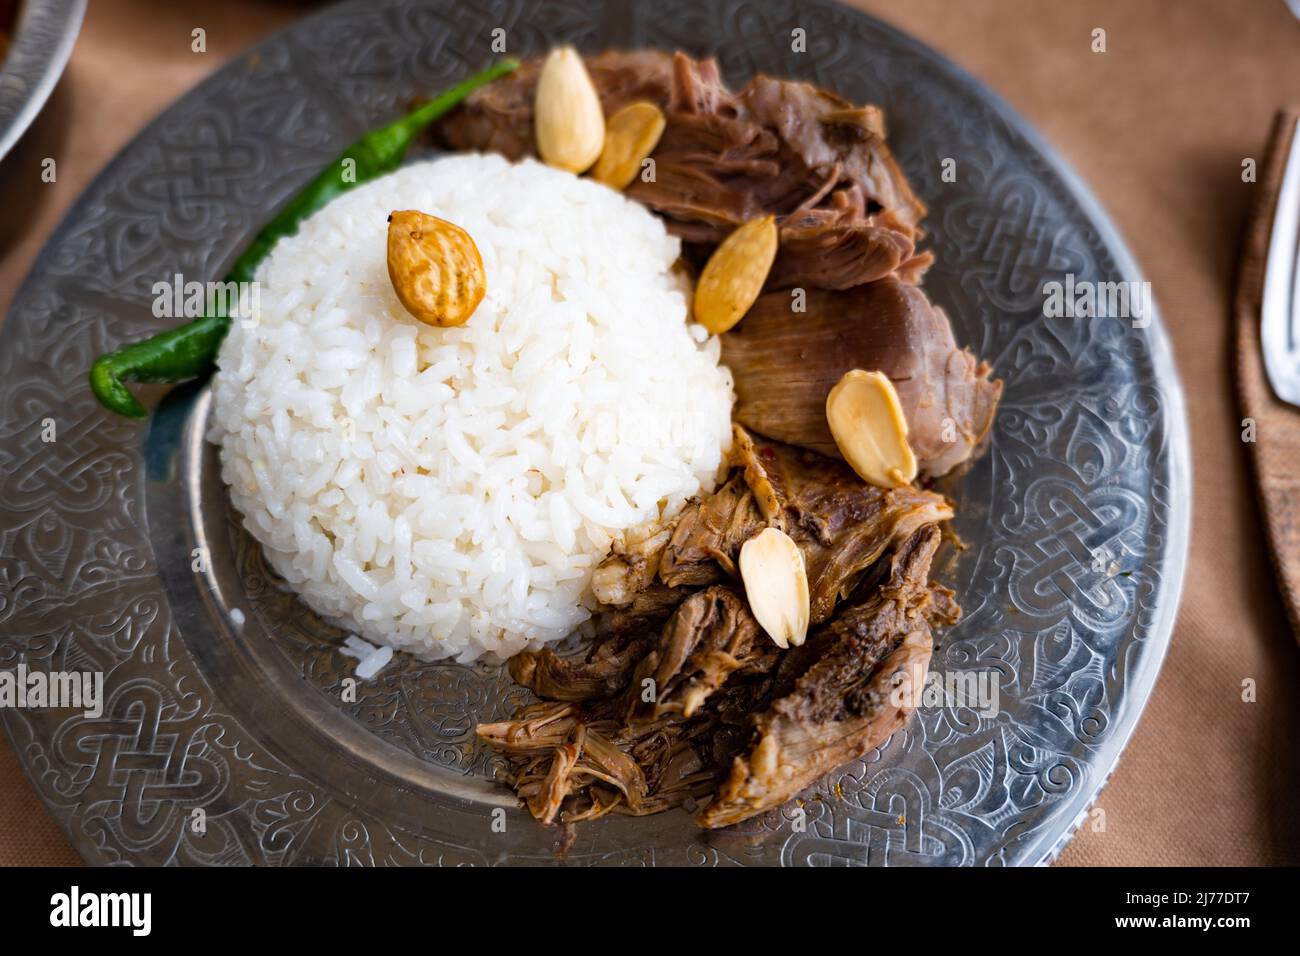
[1235,110,1300,641]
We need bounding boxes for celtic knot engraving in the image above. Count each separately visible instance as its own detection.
[52,680,223,846]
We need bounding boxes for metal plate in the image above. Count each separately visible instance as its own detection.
[0,0,1189,866]
[0,0,86,162]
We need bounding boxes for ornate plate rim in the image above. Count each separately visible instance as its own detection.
[0,0,86,162]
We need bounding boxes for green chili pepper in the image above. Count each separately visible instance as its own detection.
[90,57,520,419]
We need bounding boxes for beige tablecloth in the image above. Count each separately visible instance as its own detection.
[1,0,1297,866]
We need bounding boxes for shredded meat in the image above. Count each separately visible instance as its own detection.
[438,50,1000,478]
[508,631,654,702]
[438,49,926,290]
[699,524,952,827]
[626,585,777,723]
[477,439,960,828]
[656,428,954,623]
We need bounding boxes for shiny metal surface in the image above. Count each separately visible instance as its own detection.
[1261,123,1300,407]
[0,0,85,161]
[0,0,1190,866]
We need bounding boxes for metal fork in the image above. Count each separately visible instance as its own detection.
[1261,122,1300,407]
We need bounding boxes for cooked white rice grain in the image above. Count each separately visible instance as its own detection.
[209,154,733,662]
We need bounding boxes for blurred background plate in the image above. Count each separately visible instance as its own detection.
[0,0,84,161]
[0,0,1189,866]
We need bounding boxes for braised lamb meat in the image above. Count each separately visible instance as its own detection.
[460,48,995,830]
[508,428,951,705]
[626,585,776,724]
[722,278,1003,477]
[508,630,655,702]
[699,524,954,827]
[654,427,954,622]
[478,437,959,827]
[440,49,1001,479]
[439,49,928,290]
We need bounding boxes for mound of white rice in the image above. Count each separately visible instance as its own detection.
[209,154,733,662]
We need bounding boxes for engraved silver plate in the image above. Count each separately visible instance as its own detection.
[0,0,1190,866]
[0,0,86,162]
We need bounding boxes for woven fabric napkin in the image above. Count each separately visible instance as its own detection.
[1235,110,1300,641]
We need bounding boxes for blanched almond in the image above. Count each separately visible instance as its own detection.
[739,527,809,649]
[386,210,485,327]
[534,47,605,173]
[591,101,665,190]
[693,215,778,334]
[825,370,918,488]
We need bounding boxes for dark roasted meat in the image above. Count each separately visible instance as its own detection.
[735,75,923,228]
[478,694,733,824]
[508,521,686,701]
[656,428,954,622]
[626,585,777,723]
[721,278,1003,477]
[590,519,678,608]
[698,524,954,828]
[439,50,1001,477]
[508,631,654,702]
[439,49,925,290]
[477,438,961,828]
